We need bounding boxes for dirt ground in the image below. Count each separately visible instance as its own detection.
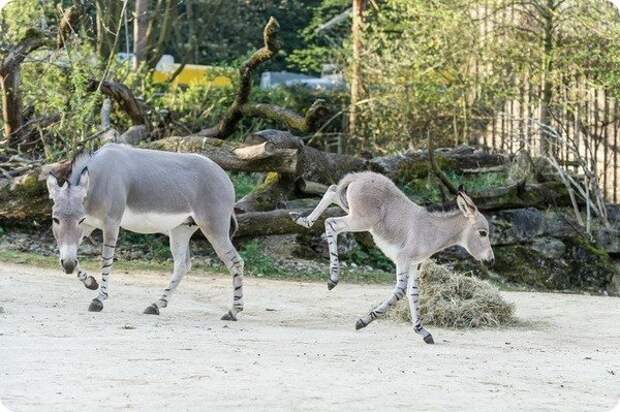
[1,263,619,412]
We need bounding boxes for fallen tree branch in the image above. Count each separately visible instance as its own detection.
[87,79,148,127]
[198,17,328,138]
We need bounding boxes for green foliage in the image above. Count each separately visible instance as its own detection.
[399,171,508,204]
[347,247,395,272]
[240,240,286,277]
[287,0,351,74]
[229,173,261,200]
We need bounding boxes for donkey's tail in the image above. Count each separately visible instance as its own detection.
[229,214,239,239]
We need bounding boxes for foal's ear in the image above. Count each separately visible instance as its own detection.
[456,192,477,219]
[46,173,67,199]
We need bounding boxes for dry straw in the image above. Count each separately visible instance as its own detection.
[386,260,515,328]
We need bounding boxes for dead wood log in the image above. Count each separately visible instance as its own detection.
[236,207,344,237]
[144,135,298,174]
[370,146,508,181]
[198,18,328,139]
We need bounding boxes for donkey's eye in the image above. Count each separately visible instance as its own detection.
[52,217,60,224]
[479,230,488,238]
[79,217,86,224]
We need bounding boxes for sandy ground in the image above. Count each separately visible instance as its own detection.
[0,263,619,412]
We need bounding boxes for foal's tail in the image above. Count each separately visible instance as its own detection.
[229,214,238,239]
[336,173,361,213]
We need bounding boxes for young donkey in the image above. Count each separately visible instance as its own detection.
[292,171,494,344]
[46,143,244,320]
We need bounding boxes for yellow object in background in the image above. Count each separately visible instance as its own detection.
[153,55,233,88]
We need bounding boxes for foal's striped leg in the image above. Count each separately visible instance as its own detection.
[356,263,409,330]
[407,264,433,344]
[88,226,119,312]
[219,244,244,321]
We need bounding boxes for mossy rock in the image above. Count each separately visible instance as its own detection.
[492,239,617,292]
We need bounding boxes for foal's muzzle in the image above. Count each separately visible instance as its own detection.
[61,258,76,274]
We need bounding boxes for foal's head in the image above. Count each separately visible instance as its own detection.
[455,190,494,265]
[46,168,89,274]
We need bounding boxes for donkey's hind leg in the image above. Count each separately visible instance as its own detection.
[323,215,367,290]
[198,219,244,321]
[291,184,339,228]
[144,224,197,315]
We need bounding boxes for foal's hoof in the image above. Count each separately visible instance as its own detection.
[88,298,103,312]
[327,279,338,290]
[423,334,435,345]
[221,310,237,321]
[355,319,368,330]
[84,276,99,290]
[143,304,160,315]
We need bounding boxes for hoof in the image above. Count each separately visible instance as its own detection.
[221,310,237,321]
[423,334,435,344]
[327,279,338,290]
[84,276,99,290]
[88,298,103,312]
[355,319,368,330]
[143,304,160,315]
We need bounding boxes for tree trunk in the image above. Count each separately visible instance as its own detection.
[540,0,555,155]
[1,69,23,144]
[95,0,120,61]
[133,0,149,70]
[349,0,366,146]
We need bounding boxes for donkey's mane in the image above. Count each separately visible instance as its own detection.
[68,150,93,185]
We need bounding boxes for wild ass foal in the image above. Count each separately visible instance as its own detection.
[292,171,494,343]
[46,143,244,320]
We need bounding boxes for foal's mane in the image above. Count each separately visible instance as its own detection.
[424,202,461,217]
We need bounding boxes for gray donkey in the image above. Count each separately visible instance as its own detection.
[46,143,244,320]
[292,171,494,344]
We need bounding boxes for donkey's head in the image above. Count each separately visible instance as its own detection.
[455,189,494,265]
[46,168,89,274]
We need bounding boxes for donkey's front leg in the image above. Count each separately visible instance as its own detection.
[76,263,98,290]
[76,224,98,290]
[356,262,409,330]
[407,264,433,344]
[88,224,119,312]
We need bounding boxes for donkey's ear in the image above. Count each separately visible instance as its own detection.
[457,184,465,193]
[456,193,476,219]
[46,173,67,199]
[77,168,89,190]
[75,168,89,198]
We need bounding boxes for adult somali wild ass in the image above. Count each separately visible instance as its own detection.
[292,171,494,343]
[46,143,244,320]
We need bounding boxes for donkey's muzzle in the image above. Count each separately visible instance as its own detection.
[61,259,76,274]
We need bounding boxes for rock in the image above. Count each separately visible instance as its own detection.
[507,150,535,184]
[531,238,565,259]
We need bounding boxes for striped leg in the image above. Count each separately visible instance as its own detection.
[210,238,244,321]
[76,263,98,290]
[324,215,367,290]
[77,225,97,290]
[356,262,409,330]
[291,185,338,228]
[407,264,434,344]
[88,225,119,312]
[144,224,197,315]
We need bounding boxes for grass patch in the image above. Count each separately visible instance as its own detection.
[386,260,515,328]
[229,172,261,200]
[399,171,507,204]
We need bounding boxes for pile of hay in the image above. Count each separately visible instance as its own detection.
[386,260,515,328]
